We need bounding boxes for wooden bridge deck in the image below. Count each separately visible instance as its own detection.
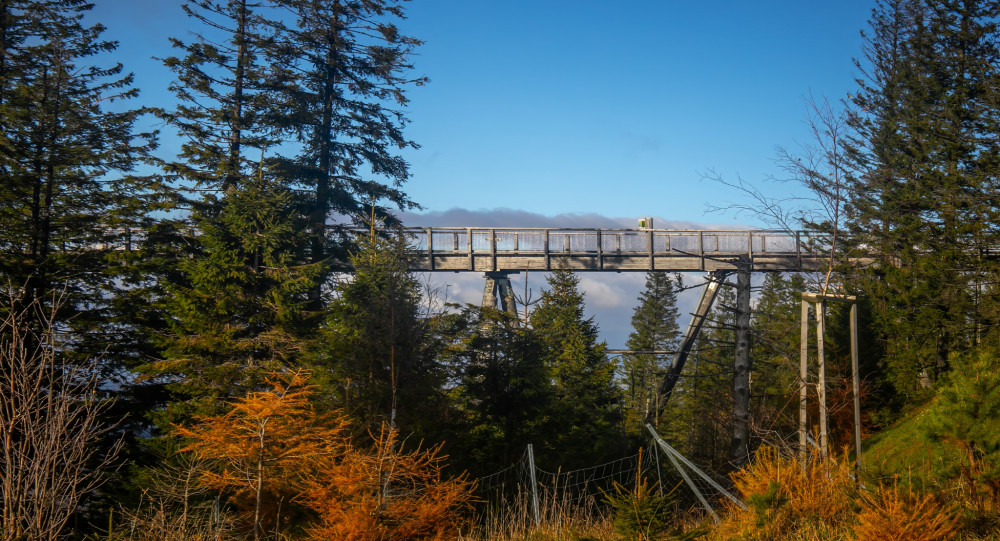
[403,227,847,272]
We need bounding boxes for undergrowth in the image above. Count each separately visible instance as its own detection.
[471,445,1000,541]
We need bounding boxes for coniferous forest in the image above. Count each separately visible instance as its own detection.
[4,0,1000,539]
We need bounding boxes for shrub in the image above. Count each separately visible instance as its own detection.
[852,482,958,540]
[709,446,855,540]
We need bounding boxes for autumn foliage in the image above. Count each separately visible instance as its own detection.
[300,425,474,540]
[707,446,960,541]
[173,370,473,540]
[852,482,958,541]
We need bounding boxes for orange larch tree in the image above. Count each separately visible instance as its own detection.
[298,424,475,541]
[174,370,349,540]
[174,369,474,540]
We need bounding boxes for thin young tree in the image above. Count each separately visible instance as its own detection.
[174,370,350,540]
[0,293,122,541]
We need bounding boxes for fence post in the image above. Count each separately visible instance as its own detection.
[652,440,664,496]
[527,444,541,525]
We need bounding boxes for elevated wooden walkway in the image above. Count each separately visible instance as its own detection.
[404,227,845,272]
[85,225,860,273]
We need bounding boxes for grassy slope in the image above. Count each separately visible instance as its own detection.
[861,401,964,491]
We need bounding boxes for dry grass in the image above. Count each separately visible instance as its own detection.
[464,484,615,541]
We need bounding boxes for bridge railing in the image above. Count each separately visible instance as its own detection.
[76,226,839,271]
[407,228,830,258]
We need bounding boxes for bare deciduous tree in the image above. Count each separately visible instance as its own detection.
[0,292,122,540]
[706,93,858,294]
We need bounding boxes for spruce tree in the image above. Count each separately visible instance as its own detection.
[530,268,622,467]
[846,0,1000,399]
[0,1,164,528]
[446,306,552,476]
[318,230,435,432]
[0,0,161,371]
[153,0,426,414]
[268,0,425,306]
[0,0,159,324]
[622,272,682,434]
[152,0,321,415]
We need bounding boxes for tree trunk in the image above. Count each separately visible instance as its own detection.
[731,258,751,467]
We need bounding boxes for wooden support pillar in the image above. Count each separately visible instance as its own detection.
[799,299,809,470]
[482,271,518,322]
[731,257,751,467]
[850,303,862,481]
[800,292,858,467]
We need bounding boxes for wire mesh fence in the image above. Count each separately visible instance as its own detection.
[472,435,744,528]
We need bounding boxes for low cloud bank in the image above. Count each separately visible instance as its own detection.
[397,207,744,230]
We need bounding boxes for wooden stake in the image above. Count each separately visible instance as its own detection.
[851,303,862,482]
[799,299,809,470]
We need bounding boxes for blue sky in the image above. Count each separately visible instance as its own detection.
[87,0,873,346]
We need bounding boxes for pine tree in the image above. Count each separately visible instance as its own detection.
[0,0,159,331]
[154,174,320,415]
[622,272,682,434]
[530,268,622,467]
[0,3,162,503]
[152,0,323,414]
[161,0,279,192]
[154,0,427,418]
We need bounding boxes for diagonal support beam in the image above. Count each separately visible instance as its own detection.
[654,269,732,418]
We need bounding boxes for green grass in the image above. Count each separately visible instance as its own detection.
[861,401,964,492]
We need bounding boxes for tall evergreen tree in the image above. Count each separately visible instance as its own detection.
[152,0,321,415]
[0,0,162,378]
[0,0,158,321]
[318,230,437,432]
[268,0,425,307]
[530,268,622,467]
[153,0,426,414]
[0,1,165,528]
[161,0,278,192]
[846,0,1000,398]
[445,307,552,477]
[622,272,682,434]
